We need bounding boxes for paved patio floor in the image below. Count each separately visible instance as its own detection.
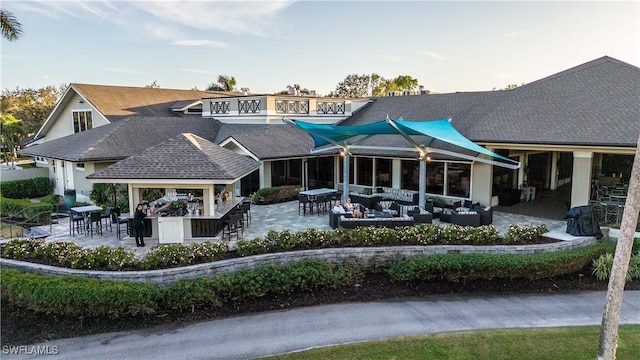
[16,200,573,257]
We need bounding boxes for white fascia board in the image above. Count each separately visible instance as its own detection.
[34,85,75,139]
[219,137,260,161]
[34,85,100,139]
[88,178,240,185]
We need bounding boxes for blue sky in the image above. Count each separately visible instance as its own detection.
[1,0,638,95]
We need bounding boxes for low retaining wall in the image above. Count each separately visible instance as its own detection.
[0,237,597,285]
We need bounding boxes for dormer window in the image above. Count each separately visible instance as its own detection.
[72,110,93,133]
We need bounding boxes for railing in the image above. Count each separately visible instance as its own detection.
[0,204,54,239]
[275,99,309,114]
[239,99,261,114]
[316,101,345,114]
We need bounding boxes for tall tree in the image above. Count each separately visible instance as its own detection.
[0,114,26,168]
[1,84,66,135]
[0,9,23,41]
[329,73,421,97]
[328,74,371,98]
[597,135,640,360]
[206,75,237,92]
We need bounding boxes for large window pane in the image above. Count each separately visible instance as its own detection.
[426,161,444,195]
[308,156,334,189]
[401,160,419,190]
[447,163,471,198]
[271,159,301,187]
[357,157,373,186]
[73,112,80,133]
[375,158,392,187]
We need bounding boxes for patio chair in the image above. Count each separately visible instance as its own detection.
[68,210,85,236]
[298,194,310,215]
[100,206,113,232]
[223,213,241,241]
[88,211,103,237]
[111,211,128,239]
[240,200,251,226]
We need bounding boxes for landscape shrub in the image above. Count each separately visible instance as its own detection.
[250,185,301,204]
[504,224,548,244]
[2,260,363,317]
[0,177,51,199]
[0,269,158,318]
[2,224,564,269]
[0,197,53,224]
[591,252,640,282]
[387,241,614,282]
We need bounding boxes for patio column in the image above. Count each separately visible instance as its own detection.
[571,151,593,207]
[550,151,558,190]
[342,150,349,202]
[419,157,426,208]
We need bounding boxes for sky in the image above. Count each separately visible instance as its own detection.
[1,0,639,95]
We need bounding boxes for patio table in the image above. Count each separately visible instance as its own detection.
[299,188,337,196]
[70,205,103,236]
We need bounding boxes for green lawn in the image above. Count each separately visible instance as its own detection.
[262,325,640,360]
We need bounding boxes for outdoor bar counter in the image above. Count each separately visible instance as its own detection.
[126,197,244,244]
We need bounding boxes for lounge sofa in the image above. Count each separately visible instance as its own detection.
[451,210,481,227]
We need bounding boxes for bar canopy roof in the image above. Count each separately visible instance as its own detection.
[287,117,520,169]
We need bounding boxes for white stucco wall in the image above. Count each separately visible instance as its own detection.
[45,94,110,141]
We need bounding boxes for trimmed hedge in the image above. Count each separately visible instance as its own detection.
[0,177,51,199]
[250,185,301,204]
[386,241,615,282]
[1,260,364,317]
[0,197,53,224]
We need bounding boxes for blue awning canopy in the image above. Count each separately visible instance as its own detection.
[287,117,519,169]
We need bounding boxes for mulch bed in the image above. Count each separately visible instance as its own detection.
[2,268,638,346]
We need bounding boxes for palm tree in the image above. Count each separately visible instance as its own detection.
[0,9,23,41]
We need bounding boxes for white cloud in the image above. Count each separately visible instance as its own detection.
[131,0,295,36]
[418,51,447,61]
[171,40,229,48]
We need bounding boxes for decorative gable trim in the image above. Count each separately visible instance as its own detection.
[219,137,260,161]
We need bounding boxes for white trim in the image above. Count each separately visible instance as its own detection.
[34,85,75,139]
[480,142,636,154]
[34,156,48,165]
[219,137,260,161]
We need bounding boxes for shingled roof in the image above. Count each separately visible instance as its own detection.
[88,133,260,181]
[343,56,640,147]
[21,117,221,162]
[72,84,233,121]
[214,123,317,159]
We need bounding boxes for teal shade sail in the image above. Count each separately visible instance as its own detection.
[289,118,518,167]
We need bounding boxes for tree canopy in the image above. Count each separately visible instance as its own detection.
[328,73,421,98]
[1,84,67,135]
[1,114,25,167]
[206,75,237,92]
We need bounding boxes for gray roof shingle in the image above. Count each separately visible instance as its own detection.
[21,117,221,162]
[87,133,259,180]
[343,56,640,147]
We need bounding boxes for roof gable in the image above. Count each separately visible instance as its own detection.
[88,133,260,180]
[22,117,221,162]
